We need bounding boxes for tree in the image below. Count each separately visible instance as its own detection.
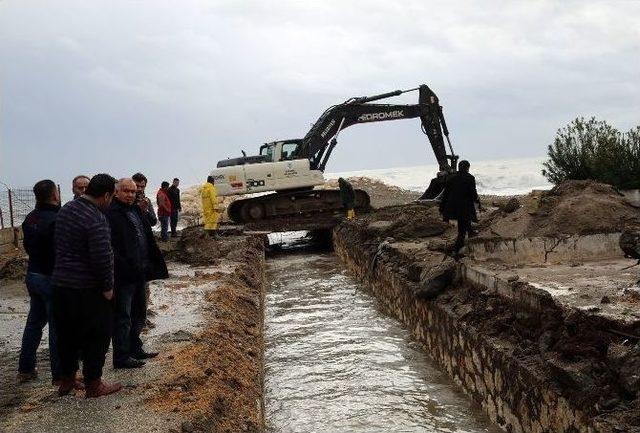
[542,117,640,189]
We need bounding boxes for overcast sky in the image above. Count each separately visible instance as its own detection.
[1,0,639,191]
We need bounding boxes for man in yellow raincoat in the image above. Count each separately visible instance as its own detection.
[200,176,220,237]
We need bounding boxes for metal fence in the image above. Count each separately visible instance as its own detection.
[0,188,37,229]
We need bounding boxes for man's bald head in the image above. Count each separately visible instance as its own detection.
[116,178,137,205]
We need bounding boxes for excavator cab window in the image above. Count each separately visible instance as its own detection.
[280,142,299,161]
[259,144,274,162]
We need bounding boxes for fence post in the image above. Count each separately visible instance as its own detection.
[8,189,15,228]
[0,206,4,229]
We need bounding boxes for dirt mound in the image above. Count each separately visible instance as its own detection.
[323,176,420,208]
[359,203,450,240]
[146,238,265,433]
[176,226,257,266]
[485,180,640,238]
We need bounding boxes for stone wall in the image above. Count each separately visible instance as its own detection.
[333,224,609,433]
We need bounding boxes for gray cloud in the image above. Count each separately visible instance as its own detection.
[1,0,638,191]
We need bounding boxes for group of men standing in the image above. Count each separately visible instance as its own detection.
[18,173,169,398]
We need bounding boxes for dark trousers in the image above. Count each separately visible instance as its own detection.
[112,282,147,363]
[19,272,60,380]
[170,210,179,235]
[454,217,473,253]
[52,286,112,382]
[159,215,169,241]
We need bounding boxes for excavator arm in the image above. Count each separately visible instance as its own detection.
[297,84,458,173]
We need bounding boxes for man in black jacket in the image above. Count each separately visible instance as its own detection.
[338,177,356,219]
[18,180,64,384]
[167,178,181,237]
[106,178,168,369]
[440,160,483,257]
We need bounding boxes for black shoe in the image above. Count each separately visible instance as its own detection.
[131,351,159,360]
[113,357,146,369]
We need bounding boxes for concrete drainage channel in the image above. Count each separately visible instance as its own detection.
[261,224,640,432]
[263,251,502,432]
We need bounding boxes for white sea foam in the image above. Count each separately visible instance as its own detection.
[327,157,552,196]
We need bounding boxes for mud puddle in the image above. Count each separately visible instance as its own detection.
[264,253,501,432]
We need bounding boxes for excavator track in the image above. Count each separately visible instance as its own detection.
[227,189,370,224]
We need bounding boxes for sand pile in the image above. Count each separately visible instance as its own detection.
[322,176,420,208]
[485,180,640,238]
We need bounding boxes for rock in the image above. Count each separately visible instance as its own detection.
[546,357,595,391]
[181,421,195,433]
[426,238,448,252]
[415,257,456,299]
[501,197,521,213]
[600,296,611,304]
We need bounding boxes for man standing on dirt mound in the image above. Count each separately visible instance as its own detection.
[201,176,220,237]
[440,160,482,258]
[338,177,356,219]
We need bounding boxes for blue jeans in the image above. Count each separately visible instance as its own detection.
[18,272,60,380]
[159,215,169,241]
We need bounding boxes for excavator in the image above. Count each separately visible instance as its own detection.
[212,84,458,223]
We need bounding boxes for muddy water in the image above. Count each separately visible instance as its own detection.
[265,253,501,433]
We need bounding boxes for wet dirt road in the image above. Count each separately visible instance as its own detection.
[264,253,502,433]
[0,262,216,433]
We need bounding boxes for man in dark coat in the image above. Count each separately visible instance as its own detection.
[51,173,121,398]
[440,160,482,256]
[338,177,356,219]
[167,178,181,238]
[18,180,64,384]
[106,178,168,369]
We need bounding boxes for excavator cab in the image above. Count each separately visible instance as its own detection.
[258,140,303,163]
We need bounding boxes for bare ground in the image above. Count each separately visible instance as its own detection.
[0,233,266,433]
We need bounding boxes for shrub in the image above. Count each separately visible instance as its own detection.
[542,117,640,190]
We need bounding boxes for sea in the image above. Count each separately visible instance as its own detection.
[326,157,551,196]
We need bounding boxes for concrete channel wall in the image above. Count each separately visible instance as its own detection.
[332,226,600,433]
[467,233,622,266]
